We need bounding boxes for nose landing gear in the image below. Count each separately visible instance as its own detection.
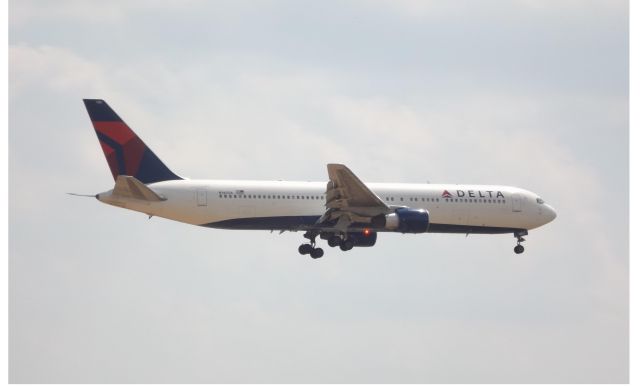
[298,231,324,259]
[513,230,527,254]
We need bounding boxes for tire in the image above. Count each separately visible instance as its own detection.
[514,245,524,254]
[310,248,324,259]
[328,236,341,248]
[340,240,354,251]
[299,244,312,255]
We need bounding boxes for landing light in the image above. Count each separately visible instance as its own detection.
[363,228,371,236]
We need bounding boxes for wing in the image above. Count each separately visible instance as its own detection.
[318,164,392,229]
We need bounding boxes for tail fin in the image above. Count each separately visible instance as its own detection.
[83,99,181,184]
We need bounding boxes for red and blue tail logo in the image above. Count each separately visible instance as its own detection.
[83,99,181,184]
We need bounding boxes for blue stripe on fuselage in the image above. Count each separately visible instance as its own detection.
[200,216,523,234]
[202,215,321,230]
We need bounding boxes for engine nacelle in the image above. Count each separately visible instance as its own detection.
[371,208,429,233]
[348,230,377,247]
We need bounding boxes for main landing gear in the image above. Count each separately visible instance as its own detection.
[298,231,324,259]
[298,231,356,258]
[514,230,527,254]
[326,234,354,251]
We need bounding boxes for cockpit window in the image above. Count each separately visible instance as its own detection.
[536,197,545,204]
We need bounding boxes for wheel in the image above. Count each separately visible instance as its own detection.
[328,236,341,247]
[514,244,524,254]
[299,244,313,255]
[310,248,324,259]
[340,240,354,251]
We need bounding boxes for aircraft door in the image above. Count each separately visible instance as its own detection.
[196,188,207,206]
[512,193,522,212]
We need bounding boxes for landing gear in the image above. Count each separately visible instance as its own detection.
[513,230,527,254]
[299,231,324,258]
[300,231,357,257]
[322,232,354,251]
[339,239,354,251]
[327,235,341,248]
[322,232,355,251]
[310,248,324,258]
[298,244,313,255]
[298,243,324,258]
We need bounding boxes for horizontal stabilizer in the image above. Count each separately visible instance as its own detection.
[112,175,166,202]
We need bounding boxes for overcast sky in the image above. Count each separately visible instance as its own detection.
[9,0,628,383]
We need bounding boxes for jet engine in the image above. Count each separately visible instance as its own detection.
[348,230,377,247]
[371,208,430,233]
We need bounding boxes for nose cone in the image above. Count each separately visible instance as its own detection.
[544,204,557,223]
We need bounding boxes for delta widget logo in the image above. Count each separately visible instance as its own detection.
[441,190,453,198]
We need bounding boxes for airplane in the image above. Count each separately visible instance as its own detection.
[79,99,557,258]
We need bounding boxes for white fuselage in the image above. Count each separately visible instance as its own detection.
[97,179,557,234]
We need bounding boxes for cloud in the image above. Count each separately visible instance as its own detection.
[9,1,628,382]
[10,0,206,27]
[10,44,105,96]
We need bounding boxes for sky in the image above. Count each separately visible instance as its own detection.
[8,0,629,383]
